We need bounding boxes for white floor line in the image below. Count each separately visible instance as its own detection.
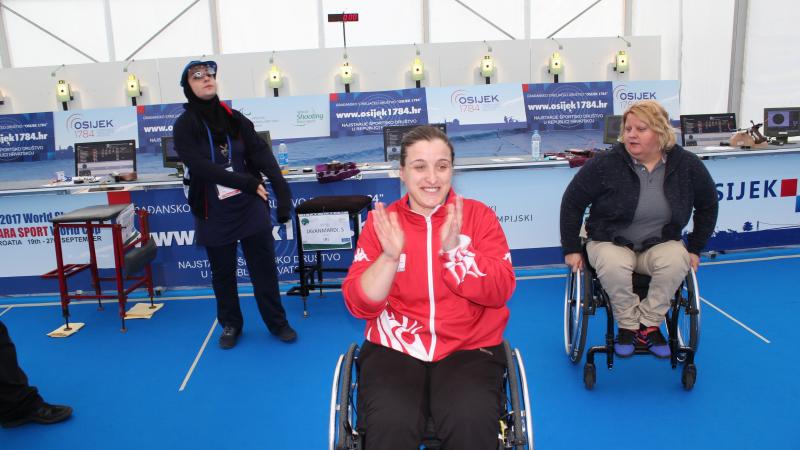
[701,253,800,266]
[0,306,13,317]
[516,273,567,281]
[700,296,771,344]
[179,318,218,392]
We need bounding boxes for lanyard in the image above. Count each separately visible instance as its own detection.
[202,121,233,165]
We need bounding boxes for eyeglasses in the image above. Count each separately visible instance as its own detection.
[188,66,216,80]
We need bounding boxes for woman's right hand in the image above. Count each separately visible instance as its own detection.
[372,202,404,261]
[564,252,584,272]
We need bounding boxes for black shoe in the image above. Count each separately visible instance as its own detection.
[275,325,297,343]
[219,326,241,349]
[1,403,73,428]
[614,328,637,357]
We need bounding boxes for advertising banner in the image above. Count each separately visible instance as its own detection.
[54,106,138,150]
[523,81,614,132]
[233,95,329,139]
[426,83,526,130]
[453,166,575,266]
[330,88,428,137]
[0,112,55,163]
[703,153,800,250]
[136,102,184,154]
[0,192,126,294]
[611,80,680,120]
[125,176,400,289]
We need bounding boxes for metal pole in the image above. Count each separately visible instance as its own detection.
[728,0,749,119]
[546,0,603,39]
[453,0,516,40]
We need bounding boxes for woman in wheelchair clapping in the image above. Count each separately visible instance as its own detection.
[342,126,516,449]
[560,100,718,358]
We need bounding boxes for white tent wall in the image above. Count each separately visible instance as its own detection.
[0,35,660,113]
[0,0,792,122]
[740,0,800,126]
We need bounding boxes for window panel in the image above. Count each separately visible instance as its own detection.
[430,0,524,43]
[531,0,623,38]
[5,0,108,68]
[218,0,318,53]
[109,0,212,61]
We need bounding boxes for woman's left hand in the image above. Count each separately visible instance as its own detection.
[256,184,268,201]
[689,253,700,272]
[441,195,463,252]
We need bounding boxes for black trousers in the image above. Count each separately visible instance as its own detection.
[205,231,289,333]
[0,320,43,422]
[356,341,506,450]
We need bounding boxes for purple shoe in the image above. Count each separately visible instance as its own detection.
[638,326,671,358]
[614,328,637,357]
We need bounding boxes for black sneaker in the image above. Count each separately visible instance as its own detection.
[637,326,671,358]
[614,328,637,357]
[1,403,73,428]
[274,325,297,343]
[219,326,241,349]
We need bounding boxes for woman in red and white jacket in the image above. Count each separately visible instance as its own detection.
[342,125,516,450]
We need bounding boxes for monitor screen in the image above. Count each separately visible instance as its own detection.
[161,136,181,168]
[382,124,447,162]
[74,140,136,177]
[763,107,800,143]
[603,115,623,145]
[679,113,737,147]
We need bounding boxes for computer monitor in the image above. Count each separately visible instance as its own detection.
[603,115,623,145]
[161,136,181,168]
[763,107,800,144]
[679,113,737,147]
[382,123,447,162]
[74,140,136,177]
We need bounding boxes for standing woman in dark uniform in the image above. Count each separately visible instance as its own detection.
[173,60,297,349]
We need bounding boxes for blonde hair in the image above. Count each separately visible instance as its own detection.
[622,100,676,151]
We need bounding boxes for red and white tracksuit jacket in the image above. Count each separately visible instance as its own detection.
[342,191,516,362]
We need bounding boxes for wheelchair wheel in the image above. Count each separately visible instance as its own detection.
[512,347,535,449]
[676,269,701,361]
[681,363,697,390]
[583,362,596,390]
[502,341,527,450]
[564,269,590,363]
[329,343,360,450]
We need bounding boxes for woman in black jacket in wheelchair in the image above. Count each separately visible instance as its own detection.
[560,100,718,359]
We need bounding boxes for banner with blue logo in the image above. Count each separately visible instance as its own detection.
[233,95,329,139]
[54,107,138,150]
[426,83,526,131]
[425,83,528,158]
[0,112,55,164]
[330,88,428,137]
[612,80,680,122]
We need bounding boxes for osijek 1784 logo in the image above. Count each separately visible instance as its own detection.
[65,113,115,139]
[716,178,800,212]
[450,89,500,113]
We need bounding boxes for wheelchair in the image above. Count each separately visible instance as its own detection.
[329,341,534,450]
[563,252,701,390]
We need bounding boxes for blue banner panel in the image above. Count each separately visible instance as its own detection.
[330,89,428,137]
[0,112,55,164]
[523,81,614,132]
[136,103,184,155]
[127,177,401,289]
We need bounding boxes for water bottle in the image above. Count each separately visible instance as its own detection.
[531,130,542,161]
[277,143,289,170]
